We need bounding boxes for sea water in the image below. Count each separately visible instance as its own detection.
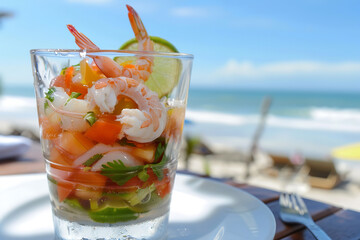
[2,85,360,158]
[184,88,360,158]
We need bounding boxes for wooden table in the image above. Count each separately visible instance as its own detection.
[1,141,360,240]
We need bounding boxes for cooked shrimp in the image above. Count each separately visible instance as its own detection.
[67,5,154,81]
[86,77,166,143]
[46,87,92,132]
[126,4,154,80]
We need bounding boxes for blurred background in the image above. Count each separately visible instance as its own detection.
[1,0,360,208]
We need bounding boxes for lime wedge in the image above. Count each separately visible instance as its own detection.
[120,36,179,53]
[115,36,181,98]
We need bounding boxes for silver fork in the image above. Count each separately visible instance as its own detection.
[279,192,332,240]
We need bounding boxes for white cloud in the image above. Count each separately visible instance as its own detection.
[170,7,210,18]
[214,59,360,79]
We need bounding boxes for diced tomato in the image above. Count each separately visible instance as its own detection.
[68,82,88,99]
[40,116,62,139]
[70,169,107,187]
[51,164,106,202]
[57,180,75,202]
[48,149,75,202]
[155,175,171,198]
[84,118,122,145]
[50,67,88,98]
[51,75,66,89]
[64,66,74,89]
[50,148,72,169]
[145,168,172,198]
[54,131,95,159]
[70,169,107,200]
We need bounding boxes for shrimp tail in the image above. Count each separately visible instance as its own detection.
[126,5,148,41]
[67,24,100,50]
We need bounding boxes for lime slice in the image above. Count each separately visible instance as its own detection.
[115,36,181,98]
[120,36,179,53]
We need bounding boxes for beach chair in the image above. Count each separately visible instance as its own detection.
[302,158,341,189]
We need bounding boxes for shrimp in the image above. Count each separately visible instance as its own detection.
[66,5,154,81]
[86,77,166,143]
[45,87,93,132]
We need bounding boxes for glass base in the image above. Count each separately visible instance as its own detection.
[53,212,169,240]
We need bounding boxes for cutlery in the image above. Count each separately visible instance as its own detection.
[279,192,332,240]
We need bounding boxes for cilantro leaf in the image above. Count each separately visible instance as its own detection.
[65,92,81,106]
[45,87,56,102]
[84,112,97,126]
[118,138,136,147]
[100,142,168,185]
[83,154,103,167]
[154,142,166,163]
[101,160,143,186]
[44,87,56,110]
[149,142,168,180]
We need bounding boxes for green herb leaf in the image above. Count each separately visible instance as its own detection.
[45,87,56,102]
[65,92,82,106]
[118,138,136,147]
[101,160,143,186]
[60,63,81,75]
[154,142,165,162]
[138,169,150,182]
[89,207,139,223]
[150,156,167,181]
[44,101,49,110]
[100,142,168,186]
[64,198,84,211]
[83,154,103,167]
[150,142,168,181]
[84,111,97,126]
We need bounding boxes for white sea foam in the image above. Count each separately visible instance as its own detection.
[186,107,360,133]
[0,96,38,131]
[309,107,360,122]
[185,109,254,126]
[0,96,36,112]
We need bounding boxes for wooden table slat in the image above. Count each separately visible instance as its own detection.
[0,142,44,175]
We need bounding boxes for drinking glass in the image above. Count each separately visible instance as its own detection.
[31,49,193,240]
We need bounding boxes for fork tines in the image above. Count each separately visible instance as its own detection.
[280,192,308,215]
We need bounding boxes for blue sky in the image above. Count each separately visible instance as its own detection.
[1,0,360,92]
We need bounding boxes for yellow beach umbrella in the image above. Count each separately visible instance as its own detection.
[332,143,360,160]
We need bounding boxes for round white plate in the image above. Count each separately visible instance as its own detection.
[0,173,275,240]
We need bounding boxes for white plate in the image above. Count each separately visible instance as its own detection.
[0,173,275,240]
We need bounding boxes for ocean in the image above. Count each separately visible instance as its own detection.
[184,88,360,157]
[1,84,360,159]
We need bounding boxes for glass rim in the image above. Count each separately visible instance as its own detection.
[30,49,194,59]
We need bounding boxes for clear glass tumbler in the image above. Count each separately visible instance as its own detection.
[31,49,193,240]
